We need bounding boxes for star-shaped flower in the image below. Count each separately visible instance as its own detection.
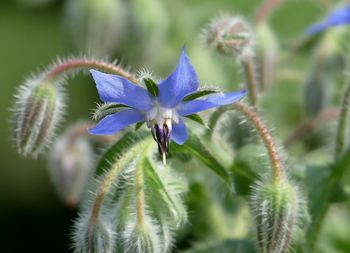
[89,47,246,162]
[306,5,350,34]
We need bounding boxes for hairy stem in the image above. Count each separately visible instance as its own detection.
[234,102,283,180]
[241,57,259,108]
[135,158,146,226]
[44,58,139,84]
[334,81,350,160]
[87,140,149,246]
[135,142,155,227]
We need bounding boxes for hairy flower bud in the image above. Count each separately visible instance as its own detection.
[64,0,126,56]
[49,126,94,206]
[251,179,300,253]
[74,212,116,253]
[123,219,161,253]
[13,79,64,158]
[204,15,254,58]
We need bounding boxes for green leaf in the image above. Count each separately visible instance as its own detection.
[135,121,145,131]
[305,148,350,251]
[182,89,218,102]
[144,78,159,96]
[94,130,150,176]
[185,114,206,126]
[143,157,187,226]
[171,131,232,190]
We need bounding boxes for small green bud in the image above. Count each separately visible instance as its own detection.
[64,0,126,56]
[13,79,64,158]
[251,179,301,253]
[204,15,254,59]
[49,125,94,207]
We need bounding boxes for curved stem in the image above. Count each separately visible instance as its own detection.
[135,158,146,227]
[135,142,155,227]
[335,81,350,160]
[241,57,259,108]
[234,102,284,181]
[67,122,118,144]
[87,139,149,241]
[44,58,139,84]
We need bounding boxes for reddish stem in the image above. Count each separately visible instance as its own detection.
[44,59,139,84]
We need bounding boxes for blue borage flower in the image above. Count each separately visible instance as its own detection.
[89,47,246,162]
[306,5,350,34]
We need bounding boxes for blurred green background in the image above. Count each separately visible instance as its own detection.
[0,0,339,252]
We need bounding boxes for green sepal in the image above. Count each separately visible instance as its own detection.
[182,89,218,102]
[135,121,145,131]
[92,103,131,121]
[171,131,232,190]
[185,114,206,126]
[144,78,159,96]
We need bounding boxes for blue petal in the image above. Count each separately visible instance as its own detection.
[172,119,188,145]
[177,90,247,116]
[305,5,350,34]
[90,69,153,111]
[158,47,199,108]
[89,109,145,135]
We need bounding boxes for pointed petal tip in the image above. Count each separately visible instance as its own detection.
[89,69,100,75]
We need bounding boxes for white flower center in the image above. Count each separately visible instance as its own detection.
[145,105,179,129]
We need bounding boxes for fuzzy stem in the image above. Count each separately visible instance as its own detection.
[234,102,283,180]
[135,158,146,226]
[135,143,155,227]
[44,58,139,84]
[334,81,350,160]
[241,57,259,108]
[87,140,149,247]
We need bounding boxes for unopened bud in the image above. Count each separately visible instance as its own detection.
[49,127,94,207]
[204,15,254,58]
[13,80,64,158]
[251,179,300,253]
[73,213,116,253]
[64,0,126,56]
[123,219,160,253]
